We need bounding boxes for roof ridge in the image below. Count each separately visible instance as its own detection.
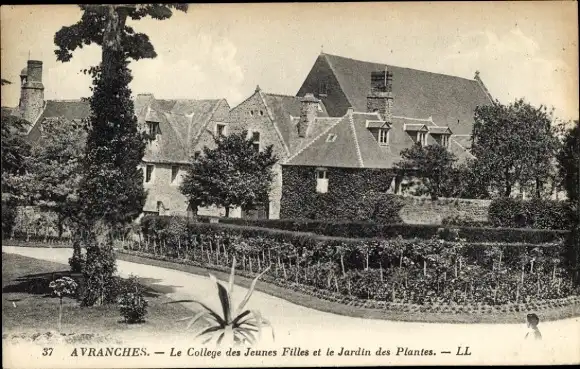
[323,52,482,82]
[258,89,291,156]
[348,113,364,168]
[263,92,299,99]
[284,115,347,164]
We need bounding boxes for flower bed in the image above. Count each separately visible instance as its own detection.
[118,248,580,317]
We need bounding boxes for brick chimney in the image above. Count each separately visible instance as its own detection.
[298,93,319,138]
[18,60,45,124]
[366,68,393,122]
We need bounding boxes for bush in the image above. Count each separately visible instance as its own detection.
[191,216,568,244]
[441,215,489,228]
[80,224,117,306]
[488,198,573,230]
[118,275,148,324]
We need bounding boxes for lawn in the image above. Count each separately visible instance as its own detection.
[2,252,196,344]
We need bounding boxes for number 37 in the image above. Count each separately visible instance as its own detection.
[42,348,53,356]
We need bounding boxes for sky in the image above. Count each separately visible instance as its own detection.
[1,2,578,121]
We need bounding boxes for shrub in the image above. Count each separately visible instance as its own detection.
[441,215,489,228]
[488,198,573,230]
[192,216,568,244]
[49,276,78,331]
[118,275,148,324]
[81,223,117,306]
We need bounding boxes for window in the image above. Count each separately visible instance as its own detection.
[259,110,264,116]
[251,131,260,152]
[145,164,154,183]
[326,133,337,142]
[316,168,328,193]
[249,110,254,116]
[436,134,449,147]
[378,128,389,145]
[216,123,227,137]
[171,165,179,183]
[194,151,201,160]
[147,122,160,139]
[417,132,427,147]
[319,81,328,96]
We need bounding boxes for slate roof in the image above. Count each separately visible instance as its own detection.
[21,94,227,164]
[135,94,229,163]
[319,53,492,135]
[285,111,417,169]
[258,92,329,154]
[285,110,475,169]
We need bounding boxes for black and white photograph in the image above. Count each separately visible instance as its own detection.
[1,2,579,367]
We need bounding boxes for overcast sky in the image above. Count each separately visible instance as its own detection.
[1,2,578,121]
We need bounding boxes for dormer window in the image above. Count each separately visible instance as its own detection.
[434,134,449,147]
[416,132,427,147]
[215,123,227,137]
[147,122,160,139]
[378,128,389,145]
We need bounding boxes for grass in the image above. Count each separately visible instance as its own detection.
[117,250,580,324]
[2,252,196,342]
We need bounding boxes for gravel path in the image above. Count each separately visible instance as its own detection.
[3,246,579,366]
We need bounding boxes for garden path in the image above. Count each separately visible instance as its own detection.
[3,246,579,366]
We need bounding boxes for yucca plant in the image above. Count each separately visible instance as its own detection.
[178,257,274,346]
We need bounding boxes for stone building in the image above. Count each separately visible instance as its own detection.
[8,59,230,217]
[279,53,494,217]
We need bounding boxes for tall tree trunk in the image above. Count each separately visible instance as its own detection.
[224,206,230,218]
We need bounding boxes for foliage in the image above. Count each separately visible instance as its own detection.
[178,258,274,346]
[188,215,567,244]
[49,276,78,331]
[126,217,578,308]
[280,166,401,222]
[54,5,186,304]
[557,121,579,213]
[54,4,188,63]
[1,110,32,236]
[395,143,457,200]
[118,275,148,324]
[472,99,560,198]
[180,130,278,217]
[442,160,491,199]
[80,222,118,306]
[49,276,79,299]
[23,118,86,237]
[441,215,489,228]
[488,198,573,230]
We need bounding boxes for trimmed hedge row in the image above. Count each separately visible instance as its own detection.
[194,216,569,245]
[488,198,574,230]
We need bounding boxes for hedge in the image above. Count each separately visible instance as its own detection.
[133,216,578,307]
[194,216,569,245]
[488,198,574,230]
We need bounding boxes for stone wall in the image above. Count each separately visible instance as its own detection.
[398,196,491,224]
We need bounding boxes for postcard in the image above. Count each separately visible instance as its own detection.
[2,2,579,368]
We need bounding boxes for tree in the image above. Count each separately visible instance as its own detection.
[54,4,188,305]
[24,117,86,237]
[472,99,559,198]
[180,130,278,217]
[557,121,580,209]
[1,110,31,236]
[395,143,456,200]
[557,120,580,285]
